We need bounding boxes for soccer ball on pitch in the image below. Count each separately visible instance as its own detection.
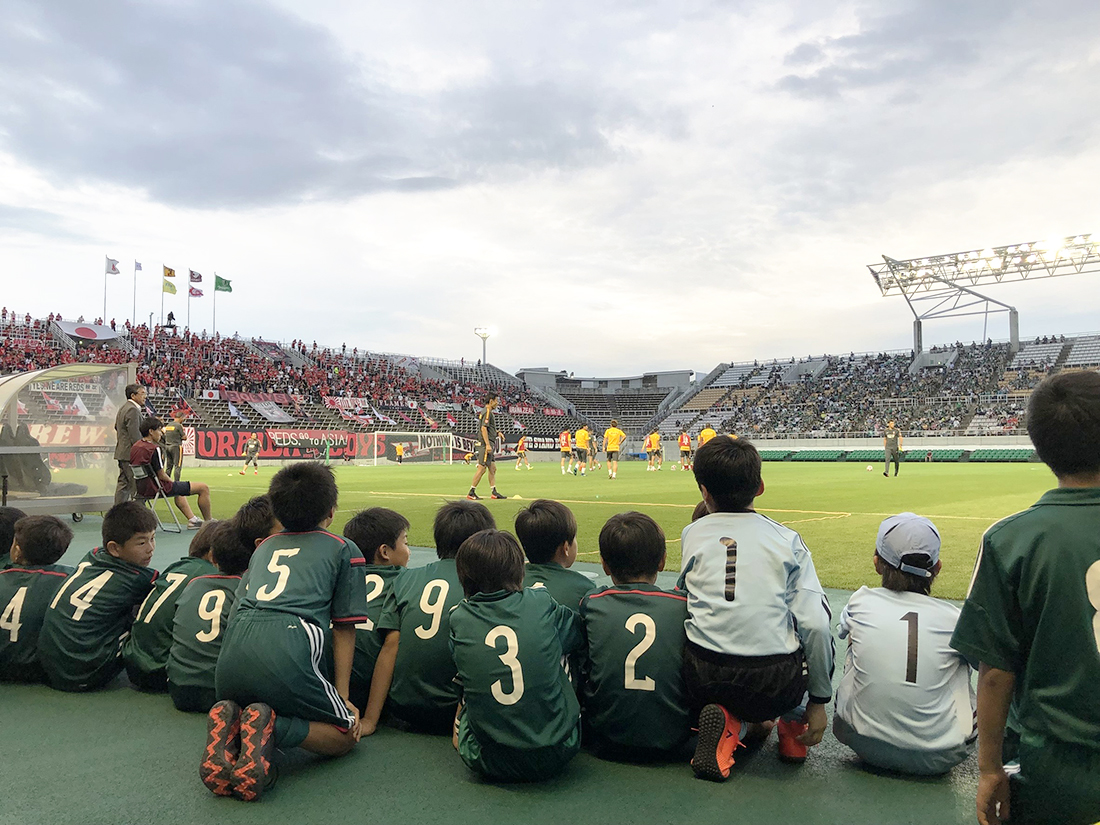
[866,465,874,471]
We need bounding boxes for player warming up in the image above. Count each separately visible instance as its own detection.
[883,421,902,477]
[514,435,531,470]
[679,435,834,781]
[240,433,261,476]
[679,429,693,471]
[467,392,506,500]
[603,419,626,479]
[559,429,573,475]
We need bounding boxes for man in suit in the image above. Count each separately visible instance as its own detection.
[114,383,146,503]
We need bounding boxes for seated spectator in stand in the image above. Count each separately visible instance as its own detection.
[130,417,212,529]
[0,515,74,682]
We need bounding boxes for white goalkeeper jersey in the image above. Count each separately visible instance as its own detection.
[678,512,835,701]
[835,587,975,752]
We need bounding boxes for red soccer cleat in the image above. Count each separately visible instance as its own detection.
[777,718,809,763]
[231,703,277,801]
[691,704,743,781]
[200,700,241,797]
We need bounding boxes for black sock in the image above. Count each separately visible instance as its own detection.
[468,487,476,495]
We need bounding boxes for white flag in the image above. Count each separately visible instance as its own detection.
[105,256,120,275]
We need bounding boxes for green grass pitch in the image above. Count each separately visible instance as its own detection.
[196,458,1057,600]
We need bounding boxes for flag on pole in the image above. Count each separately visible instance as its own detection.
[105,256,120,275]
[446,412,457,427]
[42,392,61,411]
[189,270,202,283]
[215,275,232,292]
[189,286,203,298]
[420,408,439,430]
[163,279,177,295]
[163,265,175,278]
[16,400,28,416]
[134,261,142,271]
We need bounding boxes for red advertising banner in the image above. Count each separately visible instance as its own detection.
[508,405,536,415]
[192,428,383,460]
[543,407,565,416]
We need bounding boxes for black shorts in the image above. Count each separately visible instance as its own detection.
[607,450,619,461]
[561,451,571,459]
[682,641,807,723]
[476,445,495,467]
[244,452,259,465]
[575,448,588,462]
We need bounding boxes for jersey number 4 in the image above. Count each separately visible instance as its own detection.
[1,587,29,641]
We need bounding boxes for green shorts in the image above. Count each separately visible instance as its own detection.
[457,708,580,782]
[1011,736,1100,824]
[215,612,355,748]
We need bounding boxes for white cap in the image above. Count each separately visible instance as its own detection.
[876,512,940,578]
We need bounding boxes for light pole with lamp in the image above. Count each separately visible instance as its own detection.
[473,327,492,365]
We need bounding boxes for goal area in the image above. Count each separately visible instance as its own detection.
[368,431,464,465]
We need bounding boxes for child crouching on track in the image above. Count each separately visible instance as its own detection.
[450,529,584,782]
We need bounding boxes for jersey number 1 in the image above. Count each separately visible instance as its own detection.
[900,611,919,684]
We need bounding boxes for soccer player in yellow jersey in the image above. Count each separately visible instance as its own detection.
[514,435,531,470]
[678,429,693,471]
[644,431,656,471]
[603,419,627,479]
[574,425,591,477]
[559,430,573,475]
[652,430,663,471]
[698,425,717,450]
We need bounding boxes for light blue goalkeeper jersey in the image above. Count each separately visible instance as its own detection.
[678,511,834,701]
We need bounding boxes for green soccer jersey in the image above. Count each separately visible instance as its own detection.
[450,588,583,750]
[0,552,11,569]
[38,548,158,691]
[167,574,241,692]
[579,583,691,752]
[523,563,596,614]
[0,563,73,682]
[122,555,216,679]
[377,558,464,712]
[951,487,1100,751]
[349,564,404,705]
[233,530,368,629]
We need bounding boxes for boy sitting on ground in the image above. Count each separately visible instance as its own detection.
[340,507,411,712]
[679,435,834,781]
[0,515,74,682]
[208,463,367,801]
[167,521,255,713]
[515,499,595,613]
[450,529,584,781]
[122,520,221,691]
[833,513,975,775]
[580,512,691,760]
[131,417,212,529]
[363,500,495,735]
[38,503,159,692]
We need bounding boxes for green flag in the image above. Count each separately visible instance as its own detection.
[215,275,232,293]
[162,278,177,295]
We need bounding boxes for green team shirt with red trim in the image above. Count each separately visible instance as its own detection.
[377,558,464,712]
[38,548,158,689]
[522,563,596,614]
[122,555,217,678]
[167,573,241,692]
[0,563,73,681]
[449,588,583,750]
[350,564,405,690]
[233,530,368,629]
[579,582,691,751]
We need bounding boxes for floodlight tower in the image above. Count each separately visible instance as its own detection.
[473,327,492,364]
[868,234,1100,355]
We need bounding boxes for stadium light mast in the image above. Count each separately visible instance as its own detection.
[869,234,1100,355]
[473,327,492,364]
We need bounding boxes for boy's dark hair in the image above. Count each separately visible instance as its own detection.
[1027,370,1100,477]
[482,391,498,404]
[513,499,577,564]
[13,515,72,566]
[210,520,254,577]
[690,500,710,522]
[140,416,163,437]
[0,506,28,557]
[433,500,496,559]
[693,436,762,512]
[102,501,158,547]
[268,462,338,532]
[344,507,410,561]
[125,383,143,400]
[187,519,221,558]
[455,529,525,598]
[599,512,665,582]
[234,495,278,550]
[876,552,937,596]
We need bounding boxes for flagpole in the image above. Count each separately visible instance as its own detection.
[160,283,164,327]
[187,286,191,332]
[103,257,108,323]
[212,271,217,338]
[132,261,137,328]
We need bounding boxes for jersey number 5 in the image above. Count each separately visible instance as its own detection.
[256,549,300,601]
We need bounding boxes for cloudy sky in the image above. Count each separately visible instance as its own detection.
[3,0,1100,377]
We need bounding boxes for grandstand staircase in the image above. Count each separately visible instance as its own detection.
[47,321,77,355]
[1053,341,1074,370]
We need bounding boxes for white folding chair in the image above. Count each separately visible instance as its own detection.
[132,460,182,533]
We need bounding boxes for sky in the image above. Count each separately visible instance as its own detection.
[3,0,1100,378]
